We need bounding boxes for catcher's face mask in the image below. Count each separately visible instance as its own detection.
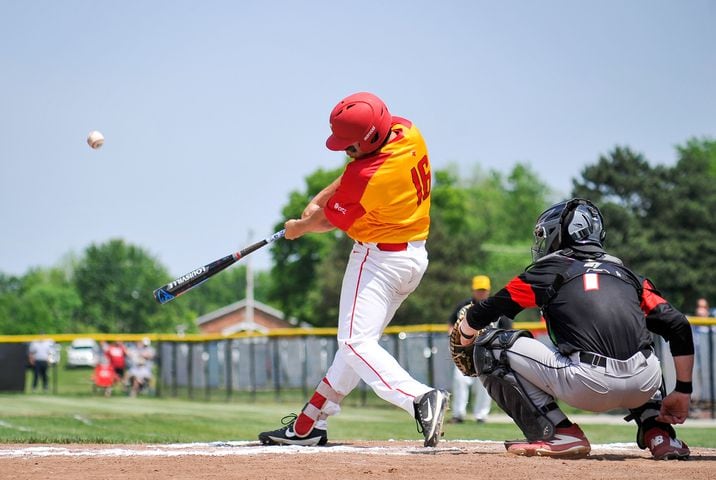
[531,198,606,261]
[531,201,566,261]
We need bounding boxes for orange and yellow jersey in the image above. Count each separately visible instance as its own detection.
[324,117,431,243]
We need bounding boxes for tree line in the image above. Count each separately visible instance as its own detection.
[1,138,713,334]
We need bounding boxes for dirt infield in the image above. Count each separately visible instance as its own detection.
[1,441,715,480]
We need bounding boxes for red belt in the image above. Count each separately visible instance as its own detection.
[376,242,408,251]
[358,242,409,251]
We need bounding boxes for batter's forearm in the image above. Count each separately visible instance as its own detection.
[302,177,342,219]
[285,208,335,239]
[312,177,342,208]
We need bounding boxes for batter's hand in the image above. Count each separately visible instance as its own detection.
[284,219,304,240]
[655,391,690,424]
[284,208,335,240]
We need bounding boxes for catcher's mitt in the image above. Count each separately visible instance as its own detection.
[449,304,480,377]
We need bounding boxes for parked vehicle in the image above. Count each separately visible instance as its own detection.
[66,338,100,368]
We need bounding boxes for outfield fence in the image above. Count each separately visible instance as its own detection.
[1,318,715,418]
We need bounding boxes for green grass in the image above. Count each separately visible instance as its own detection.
[2,392,715,447]
[12,361,715,447]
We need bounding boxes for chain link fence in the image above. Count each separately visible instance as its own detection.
[1,320,714,418]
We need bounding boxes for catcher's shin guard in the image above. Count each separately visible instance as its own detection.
[294,378,344,437]
[623,385,676,451]
[624,397,688,459]
[624,377,676,450]
[474,328,556,442]
[624,400,665,449]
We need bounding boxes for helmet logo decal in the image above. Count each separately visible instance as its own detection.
[363,125,376,141]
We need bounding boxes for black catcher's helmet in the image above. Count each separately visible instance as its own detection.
[531,198,606,261]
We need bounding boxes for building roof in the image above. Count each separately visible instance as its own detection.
[195,299,294,326]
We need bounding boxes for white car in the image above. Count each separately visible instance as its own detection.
[66,338,100,368]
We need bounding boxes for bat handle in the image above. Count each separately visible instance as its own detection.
[269,229,286,242]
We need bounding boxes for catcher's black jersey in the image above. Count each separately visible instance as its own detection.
[466,251,694,360]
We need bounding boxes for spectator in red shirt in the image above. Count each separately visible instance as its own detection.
[104,340,127,381]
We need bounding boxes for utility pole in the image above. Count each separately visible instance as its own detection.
[246,229,255,326]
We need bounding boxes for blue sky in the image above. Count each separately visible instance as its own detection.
[1,1,714,277]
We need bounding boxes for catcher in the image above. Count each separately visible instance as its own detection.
[450,198,694,459]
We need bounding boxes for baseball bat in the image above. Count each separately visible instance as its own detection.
[153,229,286,304]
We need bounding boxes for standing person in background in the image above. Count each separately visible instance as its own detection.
[694,298,710,318]
[448,275,507,423]
[129,338,156,371]
[28,335,55,392]
[104,340,128,387]
[259,92,449,448]
[127,338,156,397]
[127,358,153,397]
[692,298,712,410]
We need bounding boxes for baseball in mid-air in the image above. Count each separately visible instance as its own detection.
[87,130,105,149]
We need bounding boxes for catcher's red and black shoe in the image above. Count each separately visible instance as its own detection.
[505,423,590,458]
[258,414,327,446]
[644,427,690,460]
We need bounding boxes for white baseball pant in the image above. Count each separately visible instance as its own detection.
[502,336,662,425]
[451,366,492,420]
[323,240,433,415]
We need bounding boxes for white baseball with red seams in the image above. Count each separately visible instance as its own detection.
[87,130,104,149]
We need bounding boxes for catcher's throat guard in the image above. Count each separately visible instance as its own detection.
[473,328,556,442]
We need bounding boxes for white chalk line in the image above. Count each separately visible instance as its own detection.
[0,440,640,458]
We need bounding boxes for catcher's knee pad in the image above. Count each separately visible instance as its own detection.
[472,328,533,376]
[473,328,555,442]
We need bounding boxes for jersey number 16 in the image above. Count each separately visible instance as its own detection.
[410,156,431,206]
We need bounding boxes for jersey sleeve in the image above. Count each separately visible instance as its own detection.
[465,276,533,330]
[465,257,561,330]
[640,278,694,356]
[323,152,390,232]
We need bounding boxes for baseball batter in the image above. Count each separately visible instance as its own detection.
[453,199,694,459]
[259,92,449,447]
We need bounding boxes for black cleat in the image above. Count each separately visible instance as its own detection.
[414,389,449,447]
[258,414,328,446]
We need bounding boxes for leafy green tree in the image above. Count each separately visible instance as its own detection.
[0,269,81,334]
[74,239,191,333]
[0,274,22,333]
[268,167,345,324]
[397,212,482,324]
[460,163,551,321]
[573,138,716,310]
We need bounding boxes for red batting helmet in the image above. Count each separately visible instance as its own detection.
[326,92,393,153]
